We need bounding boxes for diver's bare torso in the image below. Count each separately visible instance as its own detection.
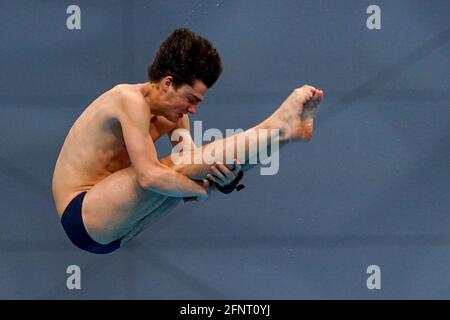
[52,83,178,216]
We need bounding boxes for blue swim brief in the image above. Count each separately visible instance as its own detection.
[61,192,121,254]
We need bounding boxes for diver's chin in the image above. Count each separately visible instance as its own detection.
[171,112,183,121]
[163,113,182,122]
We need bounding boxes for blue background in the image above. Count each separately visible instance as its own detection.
[0,0,449,299]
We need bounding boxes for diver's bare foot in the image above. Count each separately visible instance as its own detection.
[267,85,323,141]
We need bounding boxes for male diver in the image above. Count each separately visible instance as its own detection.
[52,28,323,254]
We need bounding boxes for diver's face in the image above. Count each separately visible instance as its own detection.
[163,79,207,121]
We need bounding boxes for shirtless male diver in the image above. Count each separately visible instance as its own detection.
[52,28,323,254]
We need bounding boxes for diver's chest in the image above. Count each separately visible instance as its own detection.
[149,117,176,141]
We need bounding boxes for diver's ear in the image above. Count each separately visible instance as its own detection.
[161,76,173,92]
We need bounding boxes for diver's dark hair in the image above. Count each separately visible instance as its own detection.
[148,28,222,88]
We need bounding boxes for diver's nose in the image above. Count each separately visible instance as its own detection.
[187,104,197,114]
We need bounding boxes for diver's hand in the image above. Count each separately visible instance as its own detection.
[206,159,242,187]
